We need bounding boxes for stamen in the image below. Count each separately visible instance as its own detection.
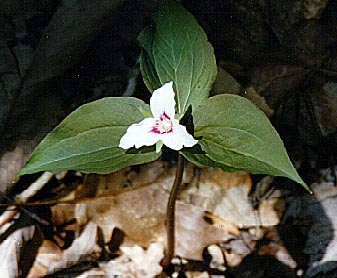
[150,112,173,134]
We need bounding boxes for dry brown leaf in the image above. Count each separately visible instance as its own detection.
[105,243,164,277]
[303,0,329,19]
[221,231,257,267]
[78,242,164,278]
[48,164,273,262]
[198,168,251,191]
[0,224,36,277]
[0,139,40,192]
[185,271,210,278]
[77,182,234,261]
[175,203,235,260]
[28,222,100,276]
[85,161,169,197]
[0,146,24,192]
[75,268,106,277]
[223,251,244,268]
[258,198,285,226]
[81,184,168,246]
[27,240,62,277]
[207,244,225,270]
[211,183,259,229]
[259,227,297,269]
[180,169,261,230]
[0,207,18,227]
[203,212,240,236]
[48,221,100,274]
[51,203,77,226]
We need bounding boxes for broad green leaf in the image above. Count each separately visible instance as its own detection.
[138,0,217,114]
[191,94,310,191]
[181,145,240,173]
[18,98,160,176]
[138,27,161,93]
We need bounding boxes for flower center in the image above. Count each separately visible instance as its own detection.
[150,112,173,134]
[158,117,173,133]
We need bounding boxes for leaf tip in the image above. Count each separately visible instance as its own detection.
[301,181,312,194]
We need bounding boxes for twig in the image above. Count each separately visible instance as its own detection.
[162,154,185,268]
[15,172,54,204]
[0,205,18,227]
[0,172,54,227]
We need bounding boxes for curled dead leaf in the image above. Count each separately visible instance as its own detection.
[77,182,235,261]
[0,224,38,277]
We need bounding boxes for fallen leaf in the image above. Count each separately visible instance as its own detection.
[259,227,297,269]
[46,163,274,263]
[79,242,164,278]
[0,224,37,277]
[77,182,234,260]
[0,146,25,192]
[180,169,261,230]
[175,203,235,260]
[119,242,164,276]
[207,244,225,270]
[221,231,257,267]
[313,82,337,136]
[84,161,169,197]
[185,271,210,278]
[203,212,240,236]
[258,198,285,226]
[23,0,126,89]
[303,0,329,19]
[30,221,101,275]
[27,240,62,277]
[284,182,337,276]
[75,268,106,277]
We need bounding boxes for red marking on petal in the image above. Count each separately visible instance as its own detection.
[149,112,173,134]
[163,111,171,120]
[150,125,161,134]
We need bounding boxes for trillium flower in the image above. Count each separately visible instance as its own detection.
[119,82,198,152]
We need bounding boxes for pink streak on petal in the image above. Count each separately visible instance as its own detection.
[119,118,159,149]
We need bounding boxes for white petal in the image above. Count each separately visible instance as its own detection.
[119,118,159,149]
[150,82,176,119]
[161,120,198,151]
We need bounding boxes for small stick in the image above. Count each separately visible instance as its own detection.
[15,172,54,204]
[0,172,55,227]
[0,206,18,227]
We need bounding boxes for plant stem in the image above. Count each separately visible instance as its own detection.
[162,153,185,268]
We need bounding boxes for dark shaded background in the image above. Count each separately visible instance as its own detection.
[0,0,336,277]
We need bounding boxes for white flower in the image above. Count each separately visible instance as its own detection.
[119,82,198,152]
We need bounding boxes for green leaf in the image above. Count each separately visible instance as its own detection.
[191,94,310,191]
[138,27,161,93]
[181,145,239,172]
[138,0,217,114]
[18,98,161,176]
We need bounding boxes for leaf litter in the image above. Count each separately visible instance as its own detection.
[0,160,298,277]
[0,156,336,277]
[0,161,337,277]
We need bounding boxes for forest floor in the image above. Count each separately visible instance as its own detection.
[0,1,336,277]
